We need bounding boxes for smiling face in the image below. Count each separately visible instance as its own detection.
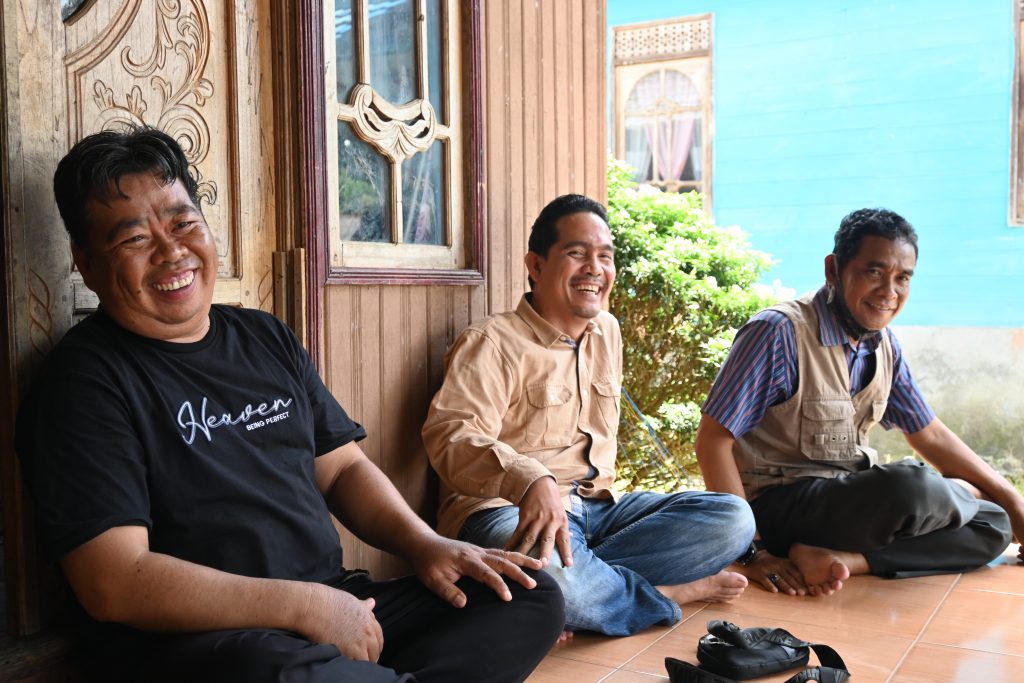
[825,234,916,334]
[524,211,616,339]
[72,171,217,342]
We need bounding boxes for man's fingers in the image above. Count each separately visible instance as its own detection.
[502,549,544,570]
[466,549,541,597]
[506,525,541,556]
[555,527,573,567]
[537,532,556,567]
[481,549,537,592]
[432,577,469,608]
[369,620,385,662]
[779,570,805,595]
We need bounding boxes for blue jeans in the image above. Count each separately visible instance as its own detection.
[460,490,754,636]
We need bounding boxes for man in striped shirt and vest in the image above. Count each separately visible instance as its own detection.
[695,208,1021,597]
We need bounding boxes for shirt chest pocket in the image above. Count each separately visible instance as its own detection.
[523,383,576,450]
[800,399,857,461]
[592,379,621,433]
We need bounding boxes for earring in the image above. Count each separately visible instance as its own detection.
[826,284,835,305]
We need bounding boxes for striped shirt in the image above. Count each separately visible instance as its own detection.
[702,287,935,439]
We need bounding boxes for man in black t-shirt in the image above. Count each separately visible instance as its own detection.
[16,126,564,683]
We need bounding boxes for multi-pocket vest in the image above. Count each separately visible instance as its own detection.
[733,293,893,500]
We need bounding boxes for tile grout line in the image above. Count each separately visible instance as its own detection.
[604,601,713,680]
[882,574,962,683]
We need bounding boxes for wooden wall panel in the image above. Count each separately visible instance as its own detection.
[323,285,474,578]
[319,0,606,579]
[484,0,607,315]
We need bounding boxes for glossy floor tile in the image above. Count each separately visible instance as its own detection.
[527,548,1024,683]
[891,643,1024,683]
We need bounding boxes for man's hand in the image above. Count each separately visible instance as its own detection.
[409,536,545,607]
[733,551,807,596]
[505,476,573,567]
[299,583,384,662]
[999,498,1024,563]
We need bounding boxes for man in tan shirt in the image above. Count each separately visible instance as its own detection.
[423,194,754,636]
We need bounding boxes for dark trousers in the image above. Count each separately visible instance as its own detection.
[751,460,1013,577]
[82,570,564,683]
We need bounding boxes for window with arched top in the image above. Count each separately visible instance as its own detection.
[613,15,712,208]
[623,69,704,193]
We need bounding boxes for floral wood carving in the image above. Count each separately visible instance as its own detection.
[69,0,217,206]
[27,270,55,360]
[345,84,438,163]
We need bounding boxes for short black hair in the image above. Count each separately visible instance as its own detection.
[833,208,918,270]
[53,125,200,246]
[528,194,609,259]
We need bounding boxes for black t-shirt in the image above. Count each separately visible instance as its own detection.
[16,305,365,584]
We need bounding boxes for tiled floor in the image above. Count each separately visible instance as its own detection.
[528,547,1023,683]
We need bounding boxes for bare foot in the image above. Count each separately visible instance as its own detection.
[551,629,574,649]
[789,543,864,596]
[657,570,748,605]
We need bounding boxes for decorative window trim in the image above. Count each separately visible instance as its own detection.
[1010,0,1024,225]
[613,14,711,66]
[298,0,485,291]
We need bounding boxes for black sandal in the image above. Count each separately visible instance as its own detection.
[665,620,851,682]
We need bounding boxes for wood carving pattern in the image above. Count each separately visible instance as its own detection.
[87,0,218,206]
[257,265,273,312]
[615,17,711,62]
[27,270,55,360]
[346,83,438,163]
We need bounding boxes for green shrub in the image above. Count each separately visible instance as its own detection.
[607,160,787,491]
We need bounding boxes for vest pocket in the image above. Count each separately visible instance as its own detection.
[801,398,857,461]
[871,400,888,422]
[524,383,574,449]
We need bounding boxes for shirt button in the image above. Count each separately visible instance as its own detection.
[581,389,589,396]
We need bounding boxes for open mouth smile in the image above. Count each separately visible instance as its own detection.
[153,270,196,292]
[572,281,603,295]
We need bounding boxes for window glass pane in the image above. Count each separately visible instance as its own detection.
[335,0,357,103]
[661,112,700,183]
[626,72,660,112]
[686,117,702,182]
[663,69,700,107]
[369,0,417,104]
[338,122,391,242]
[624,119,653,183]
[402,141,445,245]
[426,0,444,118]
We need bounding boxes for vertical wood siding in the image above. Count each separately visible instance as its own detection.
[321,0,606,578]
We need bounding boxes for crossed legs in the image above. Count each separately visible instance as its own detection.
[751,460,1012,592]
[461,490,754,635]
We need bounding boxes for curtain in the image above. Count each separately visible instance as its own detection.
[624,69,701,184]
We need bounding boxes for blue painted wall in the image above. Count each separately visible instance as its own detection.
[608,0,1023,327]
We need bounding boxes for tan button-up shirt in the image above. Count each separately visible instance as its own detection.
[423,294,623,538]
